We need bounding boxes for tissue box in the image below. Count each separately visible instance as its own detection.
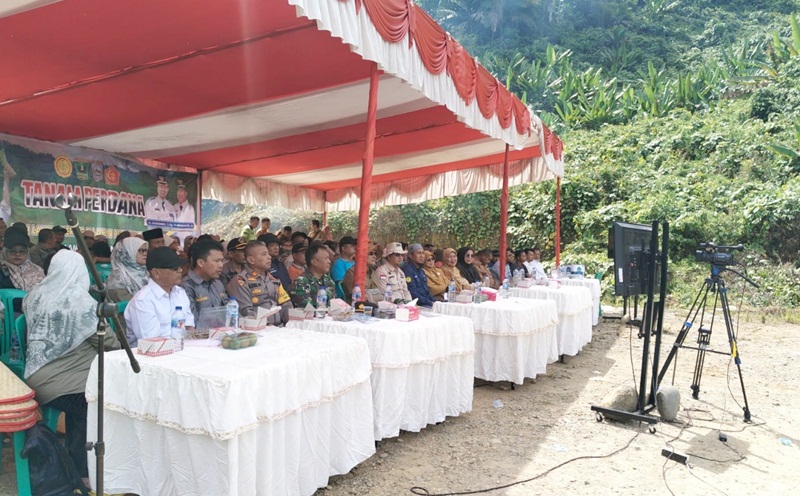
[396,306,420,321]
[517,278,534,288]
[137,338,174,357]
[481,288,497,301]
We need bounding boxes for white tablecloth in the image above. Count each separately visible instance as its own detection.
[510,285,594,357]
[287,314,475,440]
[561,278,601,325]
[432,299,559,385]
[86,329,375,496]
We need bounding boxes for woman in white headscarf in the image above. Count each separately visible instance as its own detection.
[106,237,149,302]
[24,250,120,483]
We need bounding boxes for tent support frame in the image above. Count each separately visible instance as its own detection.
[354,63,379,292]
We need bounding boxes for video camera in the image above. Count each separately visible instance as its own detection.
[695,242,743,266]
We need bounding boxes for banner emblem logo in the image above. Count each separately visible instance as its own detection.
[104,166,120,186]
[53,156,73,178]
[92,162,104,182]
[75,161,89,181]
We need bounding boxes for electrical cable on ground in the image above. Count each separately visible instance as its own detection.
[409,431,641,496]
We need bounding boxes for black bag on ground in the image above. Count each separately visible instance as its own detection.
[20,422,89,496]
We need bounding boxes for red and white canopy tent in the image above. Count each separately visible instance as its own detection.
[0,0,563,287]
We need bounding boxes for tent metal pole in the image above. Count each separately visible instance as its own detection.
[499,144,510,281]
[354,62,379,292]
[555,176,561,267]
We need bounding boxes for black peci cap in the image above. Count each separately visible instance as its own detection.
[146,246,188,271]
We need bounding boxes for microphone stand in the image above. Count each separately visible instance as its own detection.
[55,193,140,496]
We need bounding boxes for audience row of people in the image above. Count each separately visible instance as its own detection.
[1,220,546,486]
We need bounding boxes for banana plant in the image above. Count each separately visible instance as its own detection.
[766,124,800,160]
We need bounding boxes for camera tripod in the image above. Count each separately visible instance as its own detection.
[657,264,757,422]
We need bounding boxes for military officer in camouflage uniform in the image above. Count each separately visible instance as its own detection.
[290,243,335,308]
[227,241,292,325]
[181,240,228,322]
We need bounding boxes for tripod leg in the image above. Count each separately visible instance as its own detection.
[657,281,711,386]
[719,283,752,422]
[690,327,711,399]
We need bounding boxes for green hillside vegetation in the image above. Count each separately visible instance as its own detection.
[202,1,800,311]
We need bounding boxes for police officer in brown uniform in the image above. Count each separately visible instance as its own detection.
[227,241,292,325]
[220,238,247,288]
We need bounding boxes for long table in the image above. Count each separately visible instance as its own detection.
[432,298,559,385]
[560,277,602,325]
[86,329,375,496]
[287,313,475,441]
[510,285,594,357]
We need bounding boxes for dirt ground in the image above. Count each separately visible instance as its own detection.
[2,307,798,495]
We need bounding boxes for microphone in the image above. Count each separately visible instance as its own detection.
[54,193,75,210]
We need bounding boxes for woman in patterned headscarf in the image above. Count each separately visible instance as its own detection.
[0,227,44,291]
[106,237,149,302]
[24,250,119,484]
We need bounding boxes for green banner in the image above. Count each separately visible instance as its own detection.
[0,133,199,241]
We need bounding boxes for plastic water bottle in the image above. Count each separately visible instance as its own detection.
[474,280,482,302]
[501,277,510,298]
[352,284,362,306]
[316,288,328,318]
[226,297,239,330]
[171,306,186,352]
[483,274,491,288]
[447,278,457,303]
[384,283,393,303]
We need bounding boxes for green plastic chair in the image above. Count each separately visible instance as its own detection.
[96,263,112,282]
[0,288,26,356]
[11,429,32,496]
[107,300,129,333]
[335,281,345,300]
[88,262,113,289]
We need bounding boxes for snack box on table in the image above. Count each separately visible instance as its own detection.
[137,337,174,357]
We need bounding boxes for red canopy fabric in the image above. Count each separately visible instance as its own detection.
[0,0,562,206]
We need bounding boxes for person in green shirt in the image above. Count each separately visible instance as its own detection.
[241,216,259,242]
[290,243,335,308]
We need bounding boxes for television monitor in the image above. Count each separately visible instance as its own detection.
[611,221,661,297]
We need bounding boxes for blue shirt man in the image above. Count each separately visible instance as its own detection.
[402,243,435,307]
[330,236,356,297]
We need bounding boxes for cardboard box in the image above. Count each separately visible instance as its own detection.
[396,305,420,321]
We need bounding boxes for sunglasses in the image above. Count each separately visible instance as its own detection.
[465,253,474,258]
[426,257,434,262]
[137,248,149,254]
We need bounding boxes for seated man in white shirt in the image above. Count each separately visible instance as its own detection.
[526,248,547,280]
[124,246,195,346]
